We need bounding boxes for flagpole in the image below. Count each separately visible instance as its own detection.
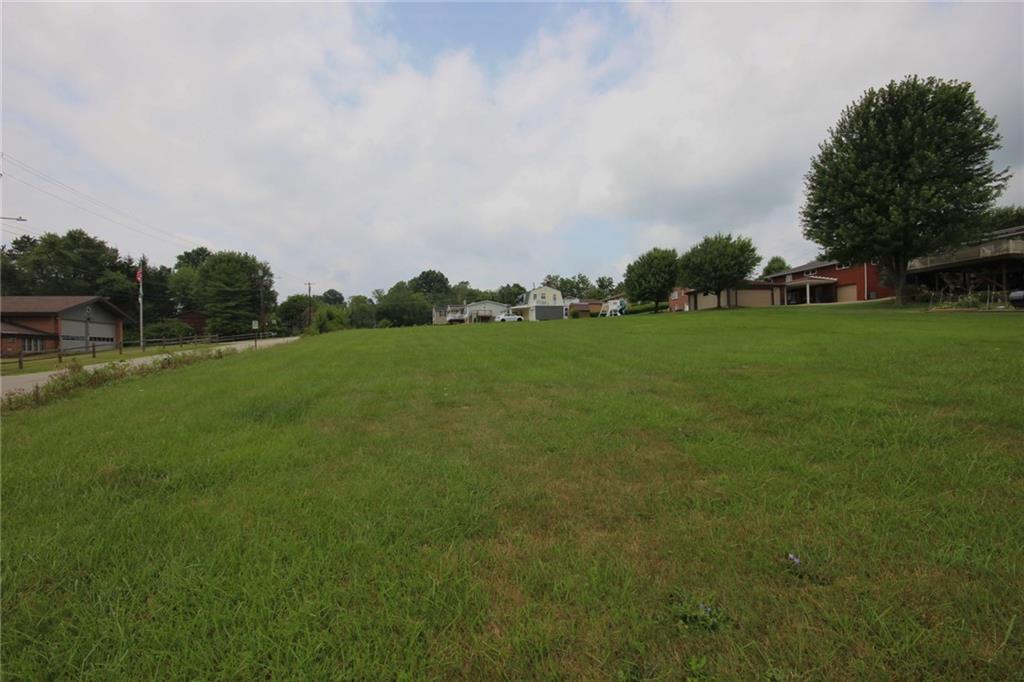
[137,261,145,351]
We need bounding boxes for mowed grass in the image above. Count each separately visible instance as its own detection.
[2,306,1022,679]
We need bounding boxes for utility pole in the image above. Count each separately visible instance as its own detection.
[257,267,266,337]
[305,282,315,328]
[136,261,145,351]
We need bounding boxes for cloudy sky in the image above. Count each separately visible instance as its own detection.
[2,2,1021,297]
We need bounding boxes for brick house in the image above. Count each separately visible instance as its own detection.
[1,296,132,357]
[763,260,893,305]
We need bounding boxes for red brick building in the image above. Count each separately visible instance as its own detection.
[1,296,132,357]
[764,260,893,305]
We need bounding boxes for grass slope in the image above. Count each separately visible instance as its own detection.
[2,306,1022,679]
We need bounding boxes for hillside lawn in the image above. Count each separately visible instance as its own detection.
[2,305,1021,679]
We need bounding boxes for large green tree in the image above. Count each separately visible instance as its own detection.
[175,247,212,270]
[346,295,376,329]
[195,251,277,335]
[321,288,345,306]
[801,76,1010,304]
[980,205,1024,233]
[760,256,791,279]
[495,283,527,305]
[678,234,761,309]
[623,248,679,313]
[376,281,432,327]
[408,270,452,304]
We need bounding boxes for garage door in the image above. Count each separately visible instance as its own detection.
[88,322,117,346]
[837,284,857,302]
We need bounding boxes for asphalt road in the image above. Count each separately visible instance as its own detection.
[1,336,299,397]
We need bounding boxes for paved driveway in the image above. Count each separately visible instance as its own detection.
[1,336,299,397]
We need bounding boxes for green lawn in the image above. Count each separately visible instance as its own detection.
[2,306,1022,679]
[0,342,217,376]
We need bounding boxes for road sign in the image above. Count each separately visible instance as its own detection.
[252,320,259,330]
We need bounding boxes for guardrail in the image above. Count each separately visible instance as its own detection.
[1,332,276,371]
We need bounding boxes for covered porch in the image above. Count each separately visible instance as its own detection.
[783,276,838,305]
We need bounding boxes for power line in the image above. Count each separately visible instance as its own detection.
[2,172,203,249]
[1,156,308,286]
[2,153,206,248]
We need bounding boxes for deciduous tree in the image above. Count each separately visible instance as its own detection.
[678,234,761,309]
[801,76,1009,304]
[623,248,679,312]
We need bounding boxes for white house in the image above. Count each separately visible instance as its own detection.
[464,300,509,323]
[510,286,565,321]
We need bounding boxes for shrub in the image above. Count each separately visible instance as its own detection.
[143,319,197,341]
[2,348,238,412]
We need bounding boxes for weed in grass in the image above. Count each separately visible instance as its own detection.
[667,591,729,633]
[783,552,833,586]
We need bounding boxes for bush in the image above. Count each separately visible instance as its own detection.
[143,319,197,341]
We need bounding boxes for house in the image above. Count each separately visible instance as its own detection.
[906,224,1024,296]
[433,304,466,325]
[1,295,132,357]
[669,282,780,311]
[763,260,893,305]
[510,286,564,321]
[564,298,603,318]
[433,300,510,324]
[464,300,509,323]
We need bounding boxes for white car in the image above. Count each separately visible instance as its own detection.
[495,313,523,322]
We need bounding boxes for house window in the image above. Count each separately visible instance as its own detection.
[835,263,850,270]
[785,274,793,283]
[540,293,547,300]
[532,294,537,301]
[670,291,678,300]
[805,269,817,276]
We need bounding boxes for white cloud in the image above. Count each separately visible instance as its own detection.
[2,2,1020,294]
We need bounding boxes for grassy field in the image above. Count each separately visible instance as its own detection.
[0,342,217,376]
[2,305,1022,679]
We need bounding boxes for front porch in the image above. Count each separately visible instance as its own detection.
[784,276,838,305]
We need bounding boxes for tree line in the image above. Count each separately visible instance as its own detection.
[276,268,619,334]
[1,231,276,338]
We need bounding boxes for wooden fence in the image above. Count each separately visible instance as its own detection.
[1,332,273,371]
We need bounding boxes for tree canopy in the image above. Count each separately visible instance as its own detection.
[195,251,276,335]
[678,234,761,309]
[623,248,679,312]
[760,256,791,279]
[321,288,345,306]
[801,75,1009,303]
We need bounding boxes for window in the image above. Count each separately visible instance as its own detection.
[805,269,817,276]
[540,293,547,300]
[835,263,850,270]
[532,294,537,301]
[670,291,679,300]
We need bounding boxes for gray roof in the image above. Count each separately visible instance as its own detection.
[764,259,838,278]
